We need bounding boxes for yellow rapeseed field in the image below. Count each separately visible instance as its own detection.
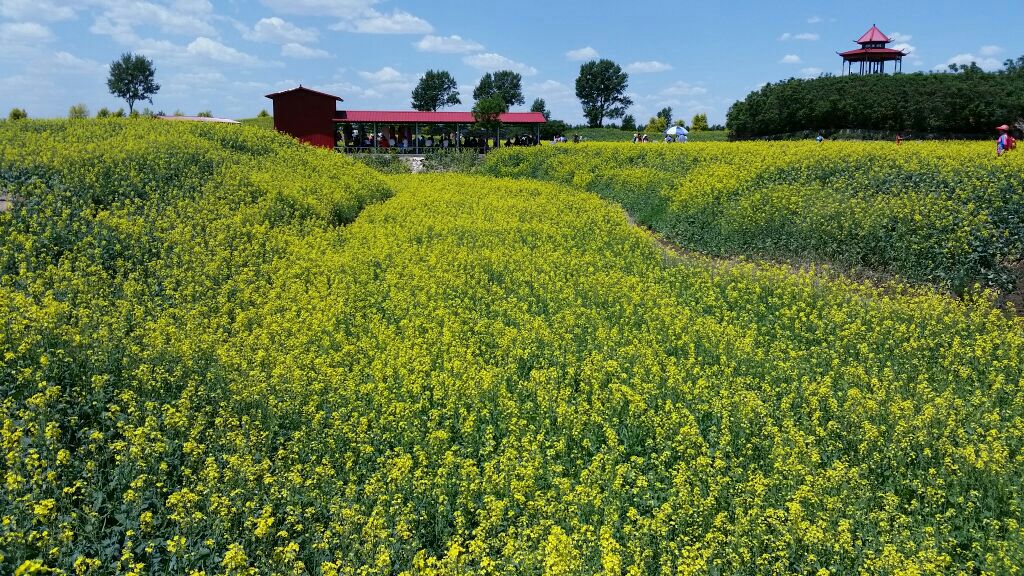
[1,121,1023,574]
[483,141,1024,293]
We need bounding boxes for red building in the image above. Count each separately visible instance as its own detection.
[266,86,547,152]
[265,86,342,148]
[839,25,908,75]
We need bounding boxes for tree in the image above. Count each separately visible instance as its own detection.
[575,59,633,127]
[257,109,270,118]
[472,94,507,140]
[691,113,709,132]
[645,115,667,135]
[96,107,111,118]
[68,103,89,119]
[657,107,673,125]
[107,52,159,114]
[197,110,213,118]
[411,70,461,111]
[473,71,524,109]
[530,98,551,121]
[621,114,637,131]
[7,108,27,120]
[1004,56,1024,74]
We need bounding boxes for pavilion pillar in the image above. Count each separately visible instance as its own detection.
[373,122,378,151]
[415,123,419,154]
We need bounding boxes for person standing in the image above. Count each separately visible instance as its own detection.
[997,125,1014,157]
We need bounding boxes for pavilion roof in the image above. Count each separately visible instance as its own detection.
[838,47,907,60]
[856,25,891,44]
[335,111,547,124]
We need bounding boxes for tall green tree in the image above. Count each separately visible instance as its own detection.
[411,70,461,112]
[530,97,551,121]
[575,59,633,127]
[472,94,507,140]
[473,71,524,109]
[621,114,637,131]
[657,106,673,125]
[645,115,668,134]
[107,52,160,114]
[7,108,27,120]
[691,113,709,132]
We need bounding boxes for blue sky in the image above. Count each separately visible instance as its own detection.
[1,0,1021,124]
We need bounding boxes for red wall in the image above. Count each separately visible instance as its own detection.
[270,91,336,149]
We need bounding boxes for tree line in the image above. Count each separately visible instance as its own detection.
[410,60,638,131]
[727,57,1024,139]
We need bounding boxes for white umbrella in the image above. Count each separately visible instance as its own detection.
[665,125,689,136]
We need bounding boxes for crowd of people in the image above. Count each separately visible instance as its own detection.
[342,131,539,153]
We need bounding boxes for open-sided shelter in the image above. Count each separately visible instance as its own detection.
[266,86,547,152]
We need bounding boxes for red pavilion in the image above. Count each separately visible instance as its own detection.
[839,25,908,75]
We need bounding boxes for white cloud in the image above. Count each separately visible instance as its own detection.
[937,52,1002,71]
[259,0,379,18]
[807,16,823,24]
[780,54,802,64]
[90,0,216,41]
[331,10,432,34]
[626,60,673,73]
[245,17,318,44]
[463,52,537,76]
[358,66,411,83]
[657,81,708,97]
[565,46,598,61]
[0,0,75,21]
[0,22,53,42]
[414,34,483,54]
[281,43,329,59]
[186,37,261,66]
[319,80,381,100]
[884,32,921,65]
[800,67,823,77]
[525,79,573,102]
[53,51,104,73]
[980,45,1003,57]
[779,32,818,41]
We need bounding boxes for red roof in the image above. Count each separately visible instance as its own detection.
[265,86,343,101]
[838,47,907,59]
[334,111,547,124]
[856,25,891,44]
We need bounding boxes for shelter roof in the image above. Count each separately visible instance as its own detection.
[335,111,547,124]
[265,86,343,101]
[856,25,891,44]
